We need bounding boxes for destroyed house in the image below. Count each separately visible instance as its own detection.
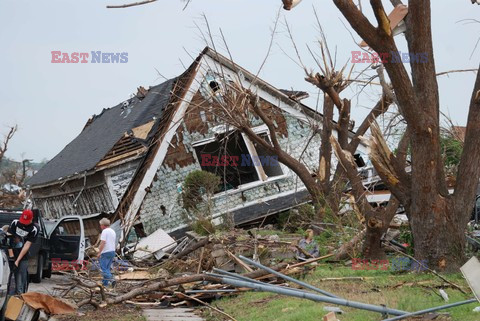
[27,47,368,238]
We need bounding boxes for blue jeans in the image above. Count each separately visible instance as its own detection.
[100,251,115,286]
[14,260,29,294]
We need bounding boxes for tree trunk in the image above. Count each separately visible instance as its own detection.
[361,201,399,260]
[362,212,389,260]
[408,197,465,272]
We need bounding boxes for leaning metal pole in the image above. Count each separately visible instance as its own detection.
[238,255,339,298]
[211,269,336,296]
[211,269,341,296]
[382,298,478,321]
[211,268,268,285]
[218,276,408,316]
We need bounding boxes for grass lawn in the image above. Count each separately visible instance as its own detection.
[202,264,479,321]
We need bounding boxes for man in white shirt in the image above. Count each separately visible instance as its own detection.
[97,218,116,287]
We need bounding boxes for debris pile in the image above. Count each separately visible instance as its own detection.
[55,229,306,308]
[27,226,478,321]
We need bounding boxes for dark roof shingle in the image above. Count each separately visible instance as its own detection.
[27,78,176,187]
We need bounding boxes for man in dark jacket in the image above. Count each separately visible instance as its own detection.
[7,209,39,294]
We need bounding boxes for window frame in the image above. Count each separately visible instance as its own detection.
[191,125,287,195]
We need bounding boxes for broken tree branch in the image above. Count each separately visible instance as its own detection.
[334,229,366,260]
[331,136,370,214]
[106,0,157,9]
[369,121,409,204]
[108,274,221,304]
[436,68,478,77]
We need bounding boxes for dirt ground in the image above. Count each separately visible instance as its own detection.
[54,305,145,321]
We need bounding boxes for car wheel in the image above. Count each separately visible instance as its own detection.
[32,254,44,283]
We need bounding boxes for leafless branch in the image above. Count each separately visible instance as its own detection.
[0,125,17,163]
[250,5,282,87]
[436,68,478,77]
[106,0,157,9]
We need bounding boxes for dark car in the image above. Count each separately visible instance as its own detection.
[0,208,51,283]
[0,208,85,283]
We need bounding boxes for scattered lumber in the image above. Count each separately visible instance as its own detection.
[118,271,154,280]
[170,237,210,261]
[59,228,344,315]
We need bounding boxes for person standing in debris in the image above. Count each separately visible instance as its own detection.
[97,218,116,288]
[7,209,39,294]
[296,229,319,260]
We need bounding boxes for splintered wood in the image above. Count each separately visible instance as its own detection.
[59,229,332,316]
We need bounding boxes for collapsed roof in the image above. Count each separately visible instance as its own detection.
[27,78,176,187]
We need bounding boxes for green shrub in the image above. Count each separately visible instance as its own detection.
[180,170,221,235]
[182,170,221,212]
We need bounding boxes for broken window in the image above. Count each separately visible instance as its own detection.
[199,71,225,104]
[194,129,284,193]
[195,131,259,191]
[251,133,283,178]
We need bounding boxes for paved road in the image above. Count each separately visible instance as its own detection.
[143,308,205,321]
[27,274,70,296]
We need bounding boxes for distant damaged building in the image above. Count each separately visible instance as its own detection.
[27,47,368,238]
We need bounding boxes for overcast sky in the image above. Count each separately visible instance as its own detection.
[1,0,478,162]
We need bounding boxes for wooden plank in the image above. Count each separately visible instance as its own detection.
[97,148,146,167]
[132,120,155,140]
[118,271,154,280]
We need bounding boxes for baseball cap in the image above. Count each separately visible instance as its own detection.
[20,209,34,225]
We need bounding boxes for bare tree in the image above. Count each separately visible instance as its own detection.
[176,26,397,257]
[109,1,480,267]
[0,125,25,208]
[0,125,17,164]
[330,0,480,271]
